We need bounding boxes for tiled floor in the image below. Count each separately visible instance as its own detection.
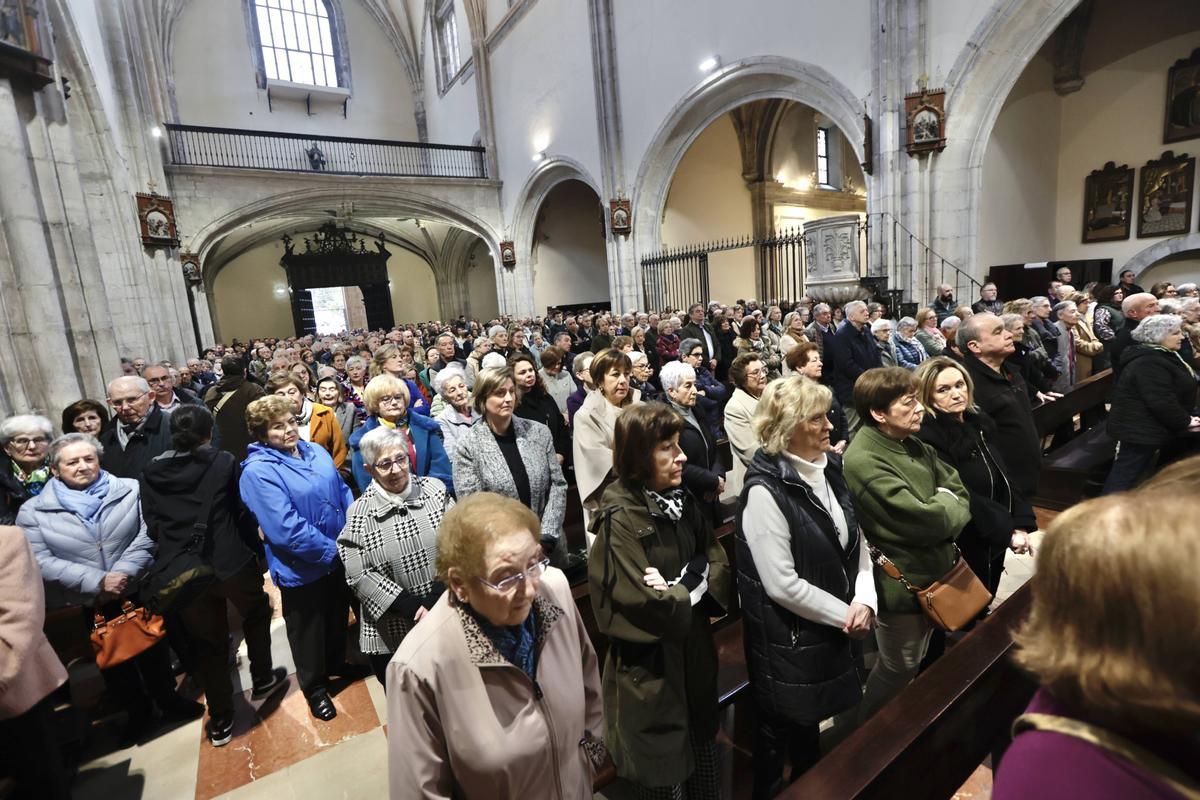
[69,515,1055,800]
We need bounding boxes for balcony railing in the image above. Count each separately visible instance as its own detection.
[164,123,488,179]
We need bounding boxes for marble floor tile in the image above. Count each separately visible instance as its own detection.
[194,674,380,800]
[212,727,388,800]
[73,713,204,800]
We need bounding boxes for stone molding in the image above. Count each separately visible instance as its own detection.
[1120,232,1200,279]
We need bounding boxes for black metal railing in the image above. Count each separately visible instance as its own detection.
[164,123,488,179]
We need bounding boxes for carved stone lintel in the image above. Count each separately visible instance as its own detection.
[1053,0,1093,96]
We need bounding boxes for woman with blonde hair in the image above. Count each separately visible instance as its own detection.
[914,308,946,356]
[736,376,875,795]
[348,374,452,495]
[995,490,1200,799]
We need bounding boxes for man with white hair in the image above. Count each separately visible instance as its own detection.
[826,300,881,436]
[98,375,174,478]
[1111,292,1161,374]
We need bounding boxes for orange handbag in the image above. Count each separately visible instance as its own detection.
[90,601,167,669]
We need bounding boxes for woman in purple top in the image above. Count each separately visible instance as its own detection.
[995,486,1200,800]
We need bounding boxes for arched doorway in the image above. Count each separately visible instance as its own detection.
[530,180,610,313]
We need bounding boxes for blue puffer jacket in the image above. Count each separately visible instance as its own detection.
[349,414,454,496]
[16,474,155,604]
[240,440,353,588]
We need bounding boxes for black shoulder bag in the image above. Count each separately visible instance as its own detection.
[142,463,226,614]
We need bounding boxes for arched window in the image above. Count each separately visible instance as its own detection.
[432,0,461,93]
[251,0,342,87]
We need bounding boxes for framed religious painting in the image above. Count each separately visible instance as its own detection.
[136,193,180,248]
[0,0,53,87]
[609,199,631,236]
[499,240,516,268]
[180,252,202,283]
[1081,161,1134,243]
[905,89,946,156]
[1164,49,1200,145]
[1136,151,1195,238]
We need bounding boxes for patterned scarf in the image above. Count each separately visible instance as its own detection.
[646,487,685,521]
[1152,345,1198,380]
[12,459,50,496]
[472,605,538,679]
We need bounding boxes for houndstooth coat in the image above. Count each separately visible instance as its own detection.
[337,477,452,654]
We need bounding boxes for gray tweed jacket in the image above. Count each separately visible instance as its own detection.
[451,416,568,540]
[337,477,452,654]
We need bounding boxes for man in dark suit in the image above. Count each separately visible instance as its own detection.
[99,376,173,479]
[678,302,719,372]
[826,300,881,437]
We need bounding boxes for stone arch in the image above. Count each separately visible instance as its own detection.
[632,56,867,266]
[930,0,1085,272]
[1120,233,1200,278]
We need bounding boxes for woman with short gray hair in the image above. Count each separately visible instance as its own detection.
[0,414,54,524]
[1051,300,1079,393]
[1103,315,1200,493]
[662,360,725,525]
[871,318,898,367]
[432,363,479,458]
[891,317,927,370]
[338,426,452,686]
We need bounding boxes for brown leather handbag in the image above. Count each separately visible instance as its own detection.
[869,545,993,631]
[91,601,167,669]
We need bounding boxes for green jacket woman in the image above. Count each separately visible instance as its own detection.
[587,404,732,791]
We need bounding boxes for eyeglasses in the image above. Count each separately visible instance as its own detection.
[378,395,406,405]
[9,436,48,448]
[476,558,550,594]
[146,376,170,385]
[108,392,149,407]
[746,367,768,377]
[370,458,408,473]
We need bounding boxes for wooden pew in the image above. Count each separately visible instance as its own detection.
[781,584,1037,800]
[1030,368,1115,509]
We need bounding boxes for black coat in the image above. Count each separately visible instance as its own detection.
[735,451,861,726]
[139,446,262,580]
[1006,341,1056,397]
[674,403,725,524]
[0,452,41,525]
[515,385,571,463]
[828,322,883,405]
[98,405,174,479]
[679,321,719,365]
[915,410,1037,591]
[1107,345,1198,447]
[959,353,1043,497]
[1110,321,1137,377]
[203,376,266,461]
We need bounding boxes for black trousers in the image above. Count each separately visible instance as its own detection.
[0,694,72,800]
[178,562,276,719]
[369,652,393,689]
[752,714,821,799]
[279,564,351,698]
[90,603,180,720]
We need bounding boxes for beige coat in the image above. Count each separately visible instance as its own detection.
[1072,318,1104,380]
[722,388,761,498]
[387,567,606,799]
[572,388,641,531]
[0,526,67,719]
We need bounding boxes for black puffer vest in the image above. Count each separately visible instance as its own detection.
[735,450,862,725]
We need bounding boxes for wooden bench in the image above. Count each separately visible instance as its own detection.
[1031,369,1115,509]
[781,584,1037,799]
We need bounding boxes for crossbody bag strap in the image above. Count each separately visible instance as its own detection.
[867,542,963,594]
[189,457,230,546]
[212,390,237,415]
[1013,714,1200,800]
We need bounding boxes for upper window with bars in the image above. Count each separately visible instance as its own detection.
[253,0,341,88]
[816,127,831,188]
[433,0,462,93]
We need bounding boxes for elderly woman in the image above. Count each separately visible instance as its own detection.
[388,493,605,799]
[629,350,661,404]
[539,345,574,416]
[453,367,568,566]
[914,308,946,356]
[18,433,201,737]
[843,367,971,722]
[510,351,570,463]
[680,337,729,425]
[0,525,71,800]
[344,355,370,408]
[370,343,431,416]
[1070,293,1105,380]
[737,376,876,794]
[778,311,810,374]
[661,360,725,525]
[317,375,359,445]
[573,349,642,528]
[995,491,1200,800]
[654,317,681,363]
[432,363,478,459]
[785,343,848,453]
[61,399,109,438]
[1051,301,1078,393]
[338,427,452,687]
[871,318,898,367]
[735,317,782,378]
[1002,313,1058,400]
[0,415,53,524]
[240,396,355,722]
[892,317,928,370]
[349,374,453,496]
[725,352,769,476]
[1103,315,1200,494]
[267,372,348,472]
[588,403,731,798]
[140,406,286,746]
[566,351,596,426]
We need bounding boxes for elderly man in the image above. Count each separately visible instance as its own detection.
[1111,292,1161,374]
[98,376,173,479]
[142,363,200,417]
[826,300,881,436]
[679,302,719,371]
[931,284,956,324]
[972,282,1004,316]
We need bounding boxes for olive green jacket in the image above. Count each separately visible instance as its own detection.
[843,426,971,615]
[587,479,731,788]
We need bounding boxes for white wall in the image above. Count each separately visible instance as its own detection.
[464,239,500,320]
[62,0,127,155]
[387,248,441,321]
[406,0,480,144]
[173,0,419,139]
[530,180,608,311]
[979,54,1060,269]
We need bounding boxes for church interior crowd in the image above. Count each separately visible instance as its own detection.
[1,272,1198,799]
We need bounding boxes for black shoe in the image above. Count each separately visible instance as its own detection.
[160,697,205,722]
[250,667,289,701]
[206,715,234,747]
[307,691,337,721]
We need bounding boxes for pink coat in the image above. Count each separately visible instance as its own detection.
[0,526,67,719]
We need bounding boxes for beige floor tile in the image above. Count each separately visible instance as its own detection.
[213,728,388,800]
[73,715,203,800]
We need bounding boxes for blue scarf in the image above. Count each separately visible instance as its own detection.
[473,605,538,679]
[54,472,111,522]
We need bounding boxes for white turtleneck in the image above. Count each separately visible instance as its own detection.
[741,450,877,629]
[373,477,415,508]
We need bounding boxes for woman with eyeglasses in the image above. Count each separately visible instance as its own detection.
[452,367,568,567]
[0,416,54,525]
[724,353,769,494]
[573,349,643,529]
[349,374,453,496]
[338,427,452,687]
[387,492,606,799]
[240,395,354,722]
[267,372,349,474]
[679,338,729,431]
[588,403,731,799]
